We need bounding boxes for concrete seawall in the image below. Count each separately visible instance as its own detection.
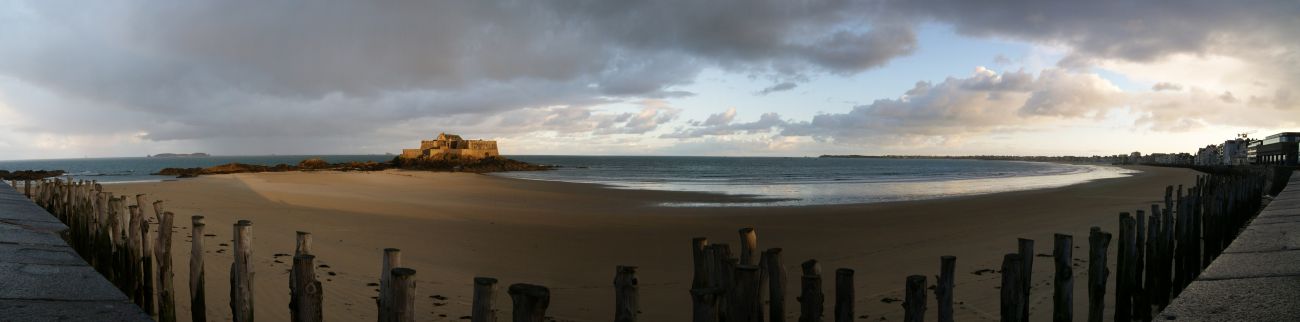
[1158,171,1300,321]
[0,181,151,321]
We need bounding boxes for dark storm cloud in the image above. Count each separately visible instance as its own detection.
[0,0,915,145]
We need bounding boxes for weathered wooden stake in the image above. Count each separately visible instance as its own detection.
[690,288,721,322]
[190,216,207,322]
[1016,238,1033,322]
[904,275,927,322]
[729,265,762,322]
[291,254,323,322]
[230,220,254,322]
[296,231,312,256]
[739,228,758,266]
[1115,213,1135,322]
[798,259,823,322]
[614,266,640,322]
[692,237,710,289]
[155,211,176,322]
[508,283,550,322]
[472,277,499,322]
[390,268,416,322]
[834,268,853,322]
[937,256,956,322]
[764,248,787,322]
[1134,211,1151,322]
[1087,227,1111,322]
[1053,234,1073,322]
[1000,254,1025,322]
[379,248,402,322]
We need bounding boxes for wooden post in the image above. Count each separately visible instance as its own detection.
[1053,234,1073,322]
[190,216,207,322]
[127,205,142,304]
[798,259,823,322]
[937,256,956,322]
[1000,254,1024,322]
[690,288,721,322]
[1016,238,1033,322]
[834,268,853,322]
[614,266,639,322]
[729,265,762,322]
[692,237,710,289]
[472,277,499,322]
[904,275,926,322]
[379,248,402,322]
[1134,211,1150,322]
[295,231,312,256]
[1115,213,1135,322]
[141,199,156,317]
[24,180,31,198]
[739,228,758,266]
[155,211,177,322]
[230,220,254,322]
[390,268,416,322]
[1087,227,1111,322]
[508,283,550,322]
[291,254,323,322]
[765,248,787,322]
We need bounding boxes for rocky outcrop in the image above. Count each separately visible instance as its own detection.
[0,170,66,180]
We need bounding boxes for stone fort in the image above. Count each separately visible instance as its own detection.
[400,133,499,160]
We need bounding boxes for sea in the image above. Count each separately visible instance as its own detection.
[0,155,1136,206]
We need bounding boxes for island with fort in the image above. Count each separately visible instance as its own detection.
[154,132,547,178]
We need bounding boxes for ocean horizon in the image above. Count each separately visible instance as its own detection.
[0,154,1136,206]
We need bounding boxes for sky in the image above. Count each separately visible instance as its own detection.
[0,1,1297,160]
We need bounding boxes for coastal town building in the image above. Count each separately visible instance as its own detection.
[400,133,500,160]
[1248,132,1299,165]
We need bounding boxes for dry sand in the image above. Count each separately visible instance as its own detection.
[106,165,1198,322]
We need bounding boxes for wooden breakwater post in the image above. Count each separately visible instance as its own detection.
[763,248,787,322]
[155,211,177,322]
[231,220,254,322]
[1087,227,1111,322]
[614,266,639,322]
[1052,234,1073,322]
[190,216,207,322]
[690,238,716,322]
[127,204,143,306]
[140,198,157,317]
[1115,213,1135,322]
[729,265,762,322]
[390,268,417,322]
[1000,254,1025,322]
[904,275,927,322]
[739,228,758,266]
[1016,238,1033,322]
[472,277,499,322]
[296,231,312,255]
[291,254,323,322]
[378,248,402,322]
[798,259,823,322]
[937,256,956,322]
[834,268,853,322]
[1133,210,1150,322]
[508,283,550,322]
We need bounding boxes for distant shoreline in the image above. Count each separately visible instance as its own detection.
[147,152,211,158]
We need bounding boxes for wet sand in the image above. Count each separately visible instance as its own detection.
[106,165,1199,322]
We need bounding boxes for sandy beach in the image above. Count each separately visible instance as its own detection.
[104,165,1199,322]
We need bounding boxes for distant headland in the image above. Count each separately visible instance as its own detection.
[148,153,210,158]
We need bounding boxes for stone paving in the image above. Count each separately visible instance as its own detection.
[0,181,151,321]
[1158,171,1300,321]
